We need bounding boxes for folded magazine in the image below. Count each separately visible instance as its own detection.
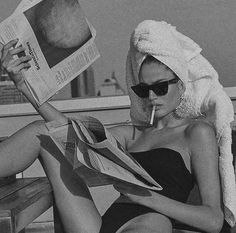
[0,0,100,105]
[46,116,162,191]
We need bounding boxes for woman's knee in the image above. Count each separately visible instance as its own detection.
[0,121,48,177]
[26,120,48,135]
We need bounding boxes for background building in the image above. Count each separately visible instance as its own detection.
[71,66,96,98]
[0,69,28,104]
[97,71,124,96]
[0,81,27,104]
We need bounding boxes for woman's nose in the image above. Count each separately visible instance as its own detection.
[149,90,157,100]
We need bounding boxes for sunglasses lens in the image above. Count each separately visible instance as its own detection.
[152,81,168,96]
[131,85,149,98]
[131,79,174,98]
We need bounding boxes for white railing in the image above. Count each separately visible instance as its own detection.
[0,95,130,118]
[0,87,235,118]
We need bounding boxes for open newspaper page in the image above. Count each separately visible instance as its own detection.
[46,116,162,191]
[0,0,100,105]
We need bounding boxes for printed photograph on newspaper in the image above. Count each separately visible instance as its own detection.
[24,0,93,68]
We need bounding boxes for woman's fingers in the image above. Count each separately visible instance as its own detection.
[7,62,30,74]
[8,45,26,57]
[2,55,31,74]
[0,39,31,89]
[113,183,151,196]
[1,39,24,63]
[3,39,19,50]
[1,46,27,68]
[1,39,31,74]
[11,55,32,67]
[7,59,31,74]
[1,39,19,60]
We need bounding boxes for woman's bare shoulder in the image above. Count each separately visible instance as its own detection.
[184,119,218,158]
[185,119,216,139]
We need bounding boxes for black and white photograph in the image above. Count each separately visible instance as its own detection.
[0,1,236,233]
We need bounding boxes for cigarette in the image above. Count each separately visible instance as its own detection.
[150,105,156,125]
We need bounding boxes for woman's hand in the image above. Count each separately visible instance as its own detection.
[0,39,31,91]
[113,182,152,205]
[1,39,68,123]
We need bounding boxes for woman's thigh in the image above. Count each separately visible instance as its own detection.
[116,212,172,233]
[39,134,102,233]
[0,120,44,177]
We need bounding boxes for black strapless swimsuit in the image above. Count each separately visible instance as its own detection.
[100,148,195,233]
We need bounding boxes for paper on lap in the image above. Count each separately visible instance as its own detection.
[46,116,162,191]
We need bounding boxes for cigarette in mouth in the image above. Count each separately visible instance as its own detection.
[150,105,156,125]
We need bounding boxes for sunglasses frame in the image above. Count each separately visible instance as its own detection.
[131,77,179,98]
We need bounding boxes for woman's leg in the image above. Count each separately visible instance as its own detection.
[38,122,102,233]
[0,120,102,233]
[0,120,44,177]
[116,213,172,233]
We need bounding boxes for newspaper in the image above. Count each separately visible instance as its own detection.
[0,0,100,105]
[46,116,163,191]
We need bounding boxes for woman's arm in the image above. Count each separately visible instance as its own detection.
[114,121,224,233]
[0,39,67,123]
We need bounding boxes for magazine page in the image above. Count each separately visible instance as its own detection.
[72,118,142,173]
[70,117,162,190]
[0,0,100,105]
[46,120,162,190]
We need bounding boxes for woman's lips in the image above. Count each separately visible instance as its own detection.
[150,103,162,108]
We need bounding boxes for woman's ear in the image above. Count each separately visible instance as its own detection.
[177,80,185,94]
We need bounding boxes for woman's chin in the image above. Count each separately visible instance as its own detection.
[154,109,165,118]
[154,108,174,119]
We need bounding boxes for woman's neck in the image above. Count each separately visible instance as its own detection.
[152,112,190,130]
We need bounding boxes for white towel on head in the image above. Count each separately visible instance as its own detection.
[126,20,236,227]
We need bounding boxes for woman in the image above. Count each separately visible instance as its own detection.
[0,20,235,233]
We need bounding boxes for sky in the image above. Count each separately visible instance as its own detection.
[0,0,236,94]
